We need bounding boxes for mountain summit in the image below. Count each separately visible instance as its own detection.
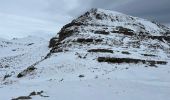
[50,8,170,44]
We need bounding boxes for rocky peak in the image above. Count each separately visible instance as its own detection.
[49,8,170,55]
[73,8,135,24]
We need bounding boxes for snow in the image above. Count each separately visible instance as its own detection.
[74,8,169,36]
[97,8,125,16]
[0,38,169,100]
[0,58,170,100]
[0,8,170,100]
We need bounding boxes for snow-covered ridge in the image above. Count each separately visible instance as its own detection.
[68,8,170,36]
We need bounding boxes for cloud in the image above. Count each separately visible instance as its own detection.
[0,12,61,39]
[68,0,133,17]
[0,0,76,39]
[0,0,170,39]
[68,0,170,23]
[113,0,170,23]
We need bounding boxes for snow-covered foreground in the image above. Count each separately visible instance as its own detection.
[0,63,170,100]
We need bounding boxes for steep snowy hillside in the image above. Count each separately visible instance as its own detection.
[0,8,170,100]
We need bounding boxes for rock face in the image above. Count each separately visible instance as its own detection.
[49,8,170,56]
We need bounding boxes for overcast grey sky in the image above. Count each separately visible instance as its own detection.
[0,0,170,39]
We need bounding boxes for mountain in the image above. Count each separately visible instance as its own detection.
[49,8,170,67]
[0,8,170,100]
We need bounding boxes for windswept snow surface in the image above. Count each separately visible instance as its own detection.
[0,8,170,100]
[0,50,170,100]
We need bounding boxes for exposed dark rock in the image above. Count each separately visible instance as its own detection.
[49,37,58,48]
[57,22,84,42]
[96,14,103,20]
[12,96,32,100]
[122,51,131,55]
[141,54,156,57]
[3,74,12,81]
[98,57,167,65]
[149,62,157,67]
[148,36,170,42]
[138,35,170,42]
[63,22,85,29]
[29,91,36,96]
[12,49,16,51]
[58,29,75,41]
[17,73,24,78]
[17,66,37,78]
[27,43,34,46]
[50,48,63,53]
[76,38,103,43]
[49,22,83,48]
[88,49,113,53]
[12,91,48,100]
[95,39,103,42]
[79,74,85,78]
[112,26,135,36]
[59,78,64,82]
[94,30,110,35]
[75,52,88,59]
[77,38,93,43]
[29,91,44,96]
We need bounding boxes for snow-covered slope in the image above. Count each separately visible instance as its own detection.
[0,8,170,100]
[0,36,50,81]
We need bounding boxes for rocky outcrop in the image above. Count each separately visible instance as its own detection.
[48,8,170,67]
[49,8,170,53]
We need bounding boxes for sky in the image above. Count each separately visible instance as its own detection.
[0,0,170,39]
